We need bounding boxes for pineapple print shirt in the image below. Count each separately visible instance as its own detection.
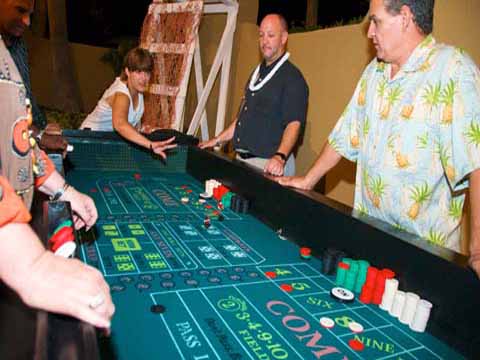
[329,36,480,252]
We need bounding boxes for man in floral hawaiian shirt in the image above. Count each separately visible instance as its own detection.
[279,0,480,277]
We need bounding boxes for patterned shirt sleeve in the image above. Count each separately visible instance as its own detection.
[0,176,31,226]
[440,51,480,192]
[8,38,47,129]
[328,61,375,162]
[33,149,56,188]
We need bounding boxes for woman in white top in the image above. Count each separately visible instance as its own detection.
[81,47,176,158]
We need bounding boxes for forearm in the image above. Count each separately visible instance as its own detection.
[276,121,301,156]
[212,119,237,144]
[38,170,66,197]
[304,142,343,188]
[114,122,151,149]
[469,169,480,259]
[0,223,45,299]
[0,222,114,327]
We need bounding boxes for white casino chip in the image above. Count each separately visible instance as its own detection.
[320,317,335,329]
[55,241,76,258]
[348,321,364,333]
[199,192,212,199]
[331,287,355,302]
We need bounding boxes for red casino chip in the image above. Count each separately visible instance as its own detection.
[280,284,293,293]
[50,231,75,252]
[134,173,141,180]
[265,271,277,279]
[348,339,364,351]
[381,268,396,279]
[49,226,73,248]
[300,247,311,256]
[359,285,374,304]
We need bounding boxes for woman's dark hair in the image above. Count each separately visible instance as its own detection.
[120,47,153,80]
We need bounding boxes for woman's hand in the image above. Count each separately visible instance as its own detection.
[150,136,177,159]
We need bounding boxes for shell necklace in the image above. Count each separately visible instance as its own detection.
[248,52,290,92]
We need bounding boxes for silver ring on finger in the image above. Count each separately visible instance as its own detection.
[88,293,105,309]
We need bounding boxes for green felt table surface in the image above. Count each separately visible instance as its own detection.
[65,143,464,360]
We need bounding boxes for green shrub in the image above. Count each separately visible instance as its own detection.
[41,106,87,129]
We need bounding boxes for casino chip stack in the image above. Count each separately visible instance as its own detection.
[48,219,76,258]
[359,266,378,304]
[399,292,420,325]
[354,260,370,293]
[321,248,346,275]
[331,256,433,334]
[230,194,249,214]
[334,257,370,294]
[205,179,220,198]
[359,264,433,333]
[380,278,399,312]
[221,192,233,208]
[372,268,395,305]
[389,290,406,318]
[388,289,433,332]
[343,259,359,292]
[213,185,229,202]
[335,261,350,287]
[333,256,434,333]
[409,299,433,332]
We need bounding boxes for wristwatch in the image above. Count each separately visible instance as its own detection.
[274,152,287,161]
[50,183,70,201]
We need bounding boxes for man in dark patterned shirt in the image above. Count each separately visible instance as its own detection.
[0,0,47,129]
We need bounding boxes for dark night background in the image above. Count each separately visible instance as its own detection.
[66,0,369,47]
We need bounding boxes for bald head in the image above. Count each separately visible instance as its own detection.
[259,14,288,65]
[260,13,288,32]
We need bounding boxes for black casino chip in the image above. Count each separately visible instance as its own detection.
[330,287,355,303]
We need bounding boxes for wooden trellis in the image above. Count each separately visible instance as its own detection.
[140,0,239,140]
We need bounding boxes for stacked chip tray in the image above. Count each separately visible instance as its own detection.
[43,201,77,258]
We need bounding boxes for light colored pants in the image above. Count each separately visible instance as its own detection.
[236,154,295,176]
